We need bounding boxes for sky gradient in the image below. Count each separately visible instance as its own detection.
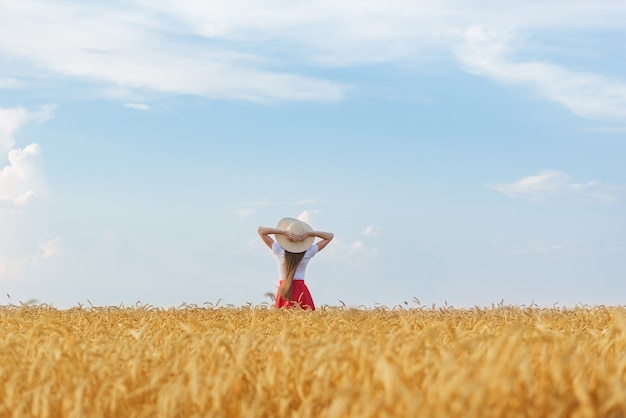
[1,0,625,308]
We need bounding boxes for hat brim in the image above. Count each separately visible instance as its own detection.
[275,217,315,253]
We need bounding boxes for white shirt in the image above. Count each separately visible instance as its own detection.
[272,241,319,281]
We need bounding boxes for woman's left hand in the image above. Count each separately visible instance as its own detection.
[286,231,300,242]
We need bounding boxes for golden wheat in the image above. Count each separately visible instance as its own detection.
[0,303,625,417]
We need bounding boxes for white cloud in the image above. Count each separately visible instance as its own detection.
[0,105,56,153]
[486,170,624,204]
[0,2,343,103]
[363,224,382,236]
[0,105,56,207]
[142,0,626,66]
[349,240,365,254]
[39,237,63,259]
[2,1,626,113]
[0,105,56,281]
[297,210,319,224]
[455,25,626,120]
[0,107,28,153]
[0,144,47,206]
[124,103,149,110]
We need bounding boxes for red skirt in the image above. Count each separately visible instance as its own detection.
[275,280,315,311]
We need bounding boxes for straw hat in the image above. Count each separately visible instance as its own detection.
[275,217,314,253]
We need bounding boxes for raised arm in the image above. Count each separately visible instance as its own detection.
[305,230,334,252]
[258,226,300,249]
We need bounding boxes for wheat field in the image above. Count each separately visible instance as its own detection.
[1,302,625,417]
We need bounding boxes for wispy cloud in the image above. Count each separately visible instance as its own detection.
[0,2,343,103]
[486,170,625,204]
[143,0,626,66]
[2,1,626,113]
[297,210,319,224]
[124,103,149,111]
[454,25,626,120]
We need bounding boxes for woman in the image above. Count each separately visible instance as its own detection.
[258,217,333,310]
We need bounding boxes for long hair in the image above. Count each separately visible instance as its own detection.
[279,250,306,300]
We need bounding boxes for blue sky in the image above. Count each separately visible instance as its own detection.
[1,0,625,308]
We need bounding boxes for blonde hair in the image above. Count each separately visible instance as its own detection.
[279,250,306,300]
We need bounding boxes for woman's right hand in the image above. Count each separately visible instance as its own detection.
[285,231,300,242]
